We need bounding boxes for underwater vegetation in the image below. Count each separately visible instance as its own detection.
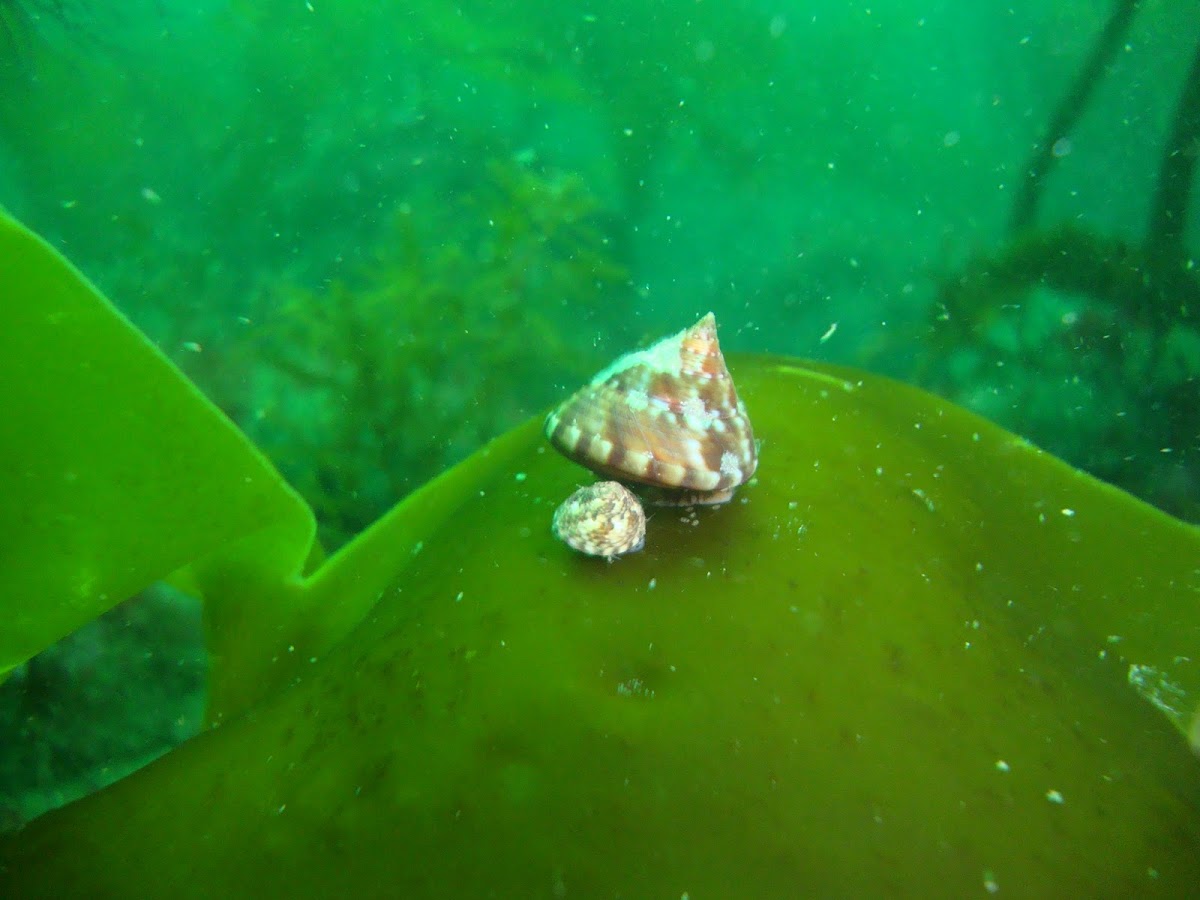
[0,1,78,52]
[924,2,1200,521]
[210,159,629,550]
[2,208,1199,896]
[0,586,204,830]
[925,224,1200,519]
[0,0,150,77]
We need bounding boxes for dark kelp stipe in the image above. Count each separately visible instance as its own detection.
[2,208,1199,896]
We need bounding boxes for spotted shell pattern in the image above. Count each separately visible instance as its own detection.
[552,481,646,559]
[544,312,756,500]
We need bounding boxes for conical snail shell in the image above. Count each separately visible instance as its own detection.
[545,312,757,500]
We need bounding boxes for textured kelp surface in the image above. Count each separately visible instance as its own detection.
[2,208,1199,896]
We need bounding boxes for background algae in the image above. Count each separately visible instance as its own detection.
[0,219,1197,892]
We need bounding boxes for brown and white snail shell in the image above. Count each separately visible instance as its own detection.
[546,313,757,559]
[552,481,646,560]
[545,312,757,506]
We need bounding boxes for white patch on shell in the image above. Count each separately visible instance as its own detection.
[680,395,707,420]
[624,388,650,412]
[648,395,674,415]
[679,395,720,435]
[720,450,743,481]
[620,449,655,479]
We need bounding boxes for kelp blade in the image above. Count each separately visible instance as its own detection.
[1,355,1197,896]
[0,209,314,697]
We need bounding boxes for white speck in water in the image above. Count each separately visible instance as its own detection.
[995,759,1010,772]
[455,591,464,603]
[648,578,657,590]
[1061,508,1075,517]
[983,870,1000,894]
[514,472,527,482]
[1045,789,1064,804]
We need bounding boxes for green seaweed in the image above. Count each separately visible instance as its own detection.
[2,208,1199,895]
[0,209,317,700]
[240,159,628,550]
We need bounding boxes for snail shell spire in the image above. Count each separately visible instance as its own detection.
[544,313,757,496]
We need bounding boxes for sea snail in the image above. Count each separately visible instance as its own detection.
[552,481,646,561]
[545,312,758,558]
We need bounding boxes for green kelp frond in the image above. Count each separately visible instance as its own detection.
[0,208,315,717]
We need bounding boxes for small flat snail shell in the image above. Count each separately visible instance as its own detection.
[552,481,646,560]
[544,312,756,506]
